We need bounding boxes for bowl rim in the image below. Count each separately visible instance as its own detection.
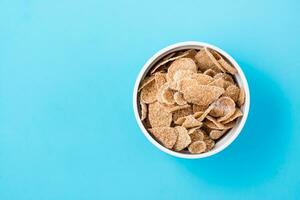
[133,41,250,159]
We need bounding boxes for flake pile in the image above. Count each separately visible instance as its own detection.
[138,48,245,154]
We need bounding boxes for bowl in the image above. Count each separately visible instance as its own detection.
[133,41,250,159]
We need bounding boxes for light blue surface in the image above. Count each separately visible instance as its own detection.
[0,0,300,199]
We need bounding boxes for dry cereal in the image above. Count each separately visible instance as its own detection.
[188,141,207,153]
[149,127,178,149]
[148,102,172,127]
[173,126,191,151]
[138,47,245,154]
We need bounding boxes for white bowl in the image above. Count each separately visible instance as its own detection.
[133,41,250,159]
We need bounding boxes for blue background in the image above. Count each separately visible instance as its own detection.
[0,0,299,199]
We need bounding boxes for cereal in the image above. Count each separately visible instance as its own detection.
[210,96,236,118]
[204,120,226,130]
[168,81,178,90]
[156,83,168,103]
[189,128,205,142]
[196,104,214,122]
[165,104,191,113]
[214,73,234,83]
[154,72,167,90]
[173,126,191,151]
[203,120,219,130]
[149,127,178,149]
[193,104,208,113]
[209,129,227,140]
[223,81,233,89]
[167,58,197,81]
[140,101,147,121]
[217,109,235,122]
[156,83,175,105]
[188,127,201,134]
[174,117,186,125]
[150,51,190,74]
[148,102,172,127]
[163,52,176,61]
[170,70,195,90]
[206,115,225,129]
[138,48,245,154]
[138,76,155,92]
[191,73,214,85]
[224,84,240,102]
[182,115,202,128]
[162,89,176,105]
[218,58,237,75]
[204,138,215,151]
[140,79,157,104]
[173,70,195,82]
[172,106,193,122]
[179,78,224,106]
[203,69,217,77]
[221,108,243,124]
[193,111,204,118]
[174,92,187,105]
[238,88,245,106]
[223,121,236,129]
[188,141,207,153]
[184,49,198,59]
[209,50,237,75]
[204,48,226,72]
[195,49,221,72]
